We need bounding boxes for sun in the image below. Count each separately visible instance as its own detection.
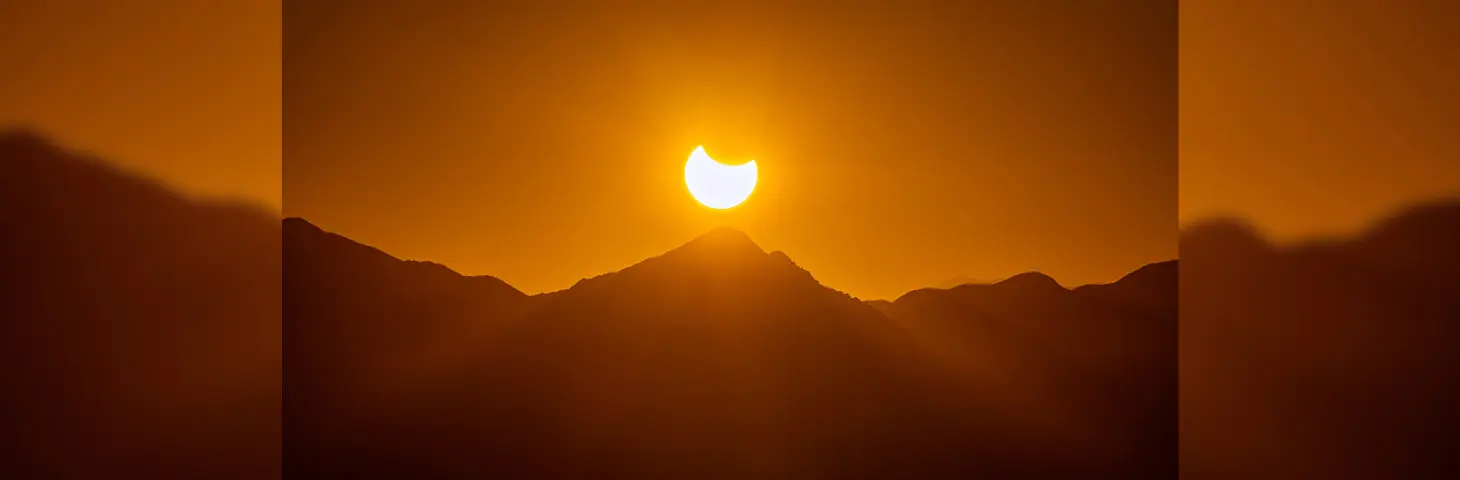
[685,146,757,209]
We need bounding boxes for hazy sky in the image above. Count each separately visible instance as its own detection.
[1181,0,1460,240]
[0,0,281,209]
[284,1,1178,300]
[16,2,1454,298]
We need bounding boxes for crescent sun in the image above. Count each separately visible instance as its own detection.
[684,146,757,209]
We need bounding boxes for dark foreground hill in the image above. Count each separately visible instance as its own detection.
[286,221,1176,478]
[0,130,281,478]
[1180,199,1460,479]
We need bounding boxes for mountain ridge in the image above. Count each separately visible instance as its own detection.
[285,217,1166,304]
[283,217,523,298]
[285,218,1178,478]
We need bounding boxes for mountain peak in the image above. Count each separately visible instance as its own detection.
[282,216,321,232]
[561,227,836,297]
[698,226,757,243]
[675,227,765,257]
[1180,218,1271,258]
[0,127,54,150]
[995,271,1065,291]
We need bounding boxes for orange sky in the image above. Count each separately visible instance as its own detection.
[1181,0,1460,240]
[0,0,281,209]
[284,1,1178,300]
[18,2,1454,298]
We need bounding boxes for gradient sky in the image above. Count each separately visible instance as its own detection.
[285,1,1178,300]
[1181,0,1460,240]
[11,2,1453,299]
[0,0,281,209]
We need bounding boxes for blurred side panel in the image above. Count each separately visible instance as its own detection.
[0,1,280,478]
[1181,0,1460,477]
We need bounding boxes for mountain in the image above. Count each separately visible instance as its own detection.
[284,217,531,442]
[285,221,1177,478]
[882,263,1178,476]
[0,129,280,478]
[1180,199,1460,479]
[1074,260,1178,318]
[285,217,526,401]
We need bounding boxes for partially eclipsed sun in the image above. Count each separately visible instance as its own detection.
[685,146,757,209]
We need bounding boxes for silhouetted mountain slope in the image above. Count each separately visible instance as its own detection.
[0,129,280,478]
[284,217,526,420]
[883,264,1178,477]
[1181,199,1460,479]
[1074,260,1178,318]
[1350,201,1460,288]
[286,222,1177,479]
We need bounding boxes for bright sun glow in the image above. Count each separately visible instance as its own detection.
[685,146,757,209]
